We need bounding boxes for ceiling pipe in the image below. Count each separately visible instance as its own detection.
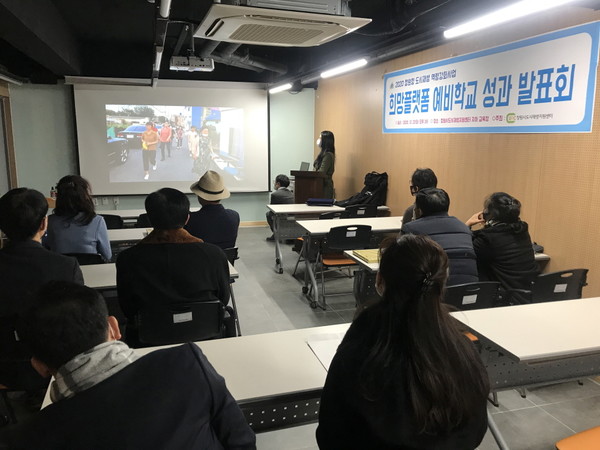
[220,43,242,58]
[235,50,288,74]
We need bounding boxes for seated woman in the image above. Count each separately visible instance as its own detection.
[316,235,489,450]
[466,192,539,298]
[45,175,111,262]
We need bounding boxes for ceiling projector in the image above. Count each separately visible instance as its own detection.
[169,56,215,72]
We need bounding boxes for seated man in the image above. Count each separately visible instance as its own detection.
[266,174,294,241]
[0,281,255,449]
[185,170,240,250]
[402,168,438,226]
[401,188,478,286]
[117,187,232,345]
[0,188,83,388]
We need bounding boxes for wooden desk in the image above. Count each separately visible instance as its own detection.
[267,204,389,274]
[297,217,402,309]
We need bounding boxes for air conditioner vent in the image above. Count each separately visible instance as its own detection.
[230,24,324,45]
[195,4,371,48]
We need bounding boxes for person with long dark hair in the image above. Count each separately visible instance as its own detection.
[45,175,111,261]
[313,130,335,199]
[317,235,489,449]
[466,192,539,299]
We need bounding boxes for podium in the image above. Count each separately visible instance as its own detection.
[291,171,327,203]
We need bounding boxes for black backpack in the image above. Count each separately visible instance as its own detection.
[335,172,388,207]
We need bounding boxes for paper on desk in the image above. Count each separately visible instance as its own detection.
[306,333,345,371]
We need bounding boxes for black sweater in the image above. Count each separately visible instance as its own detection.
[316,306,488,449]
[472,221,539,293]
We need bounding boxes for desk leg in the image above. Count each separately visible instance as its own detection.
[229,280,242,336]
[487,410,510,450]
[273,214,284,274]
[302,236,322,309]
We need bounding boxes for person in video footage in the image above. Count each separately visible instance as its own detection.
[195,126,212,175]
[188,126,200,171]
[159,122,172,161]
[141,122,159,181]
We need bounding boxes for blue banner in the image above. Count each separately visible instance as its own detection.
[383,22,600,134]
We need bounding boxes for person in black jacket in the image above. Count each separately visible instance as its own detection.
[117,188,231,345]
[316,235,489,449]
[0,281,255,450]
[401,188,478,286]
[401,168,437,226]
[0,188,83,388]
[466,192,539,301]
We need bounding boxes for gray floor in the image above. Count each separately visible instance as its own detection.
[234,226,600,450]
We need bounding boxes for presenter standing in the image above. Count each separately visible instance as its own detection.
[314,130,336,199]
[141,122,159,180]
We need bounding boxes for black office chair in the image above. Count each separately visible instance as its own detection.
[135,213,152,228]
[444,282,500,311]
[223,247,242,336]
[343,204,378,218]
[507,269,588,304]
[223,247,239,266]
[292,212,343,277]
[0,317,49,426]
[315,225,373,303]
[100,214,124,230]
[63,253,105,266]
[136,301,226,346]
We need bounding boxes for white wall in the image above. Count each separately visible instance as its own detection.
[7,83,315,221]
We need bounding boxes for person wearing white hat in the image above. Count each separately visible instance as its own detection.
[185,170,240,250]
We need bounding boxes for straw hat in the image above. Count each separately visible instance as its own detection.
[190,170,230,201]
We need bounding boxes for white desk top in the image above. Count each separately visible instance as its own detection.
[137,323,350,401]
[42,323,350,408]
[100,208,199,219]
[451,297,600,363]
[107,228,149,242]
[267,204,390,214]
[82,262,238,289]
[345,250,550,273]
[298,216,403,236]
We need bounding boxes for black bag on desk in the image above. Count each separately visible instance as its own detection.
[335,172,388,207]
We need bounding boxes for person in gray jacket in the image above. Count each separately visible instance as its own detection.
[266,174,294,241]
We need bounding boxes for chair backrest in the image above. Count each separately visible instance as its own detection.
[135,213,152,228]
[326,225,372,251]
[444,282,500,311]
[64,253,105,266]
[0,316,49,391]
[531,269,589,303]
[223,247,239,266]
[136,300,224,346]
[100,214,124,230]
[319,211,344,220]
[343,204,378,218]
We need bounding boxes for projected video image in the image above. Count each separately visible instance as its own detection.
[105,104,244,183]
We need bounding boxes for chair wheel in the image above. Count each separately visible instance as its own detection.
[278,268,283,274]
[302,286,309,294]
[310,301,317,309]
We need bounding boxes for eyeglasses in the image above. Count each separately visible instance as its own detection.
[409,185,419,195]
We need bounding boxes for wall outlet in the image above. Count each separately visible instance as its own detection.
[93,197,98,206]
[102,197,108,205]
[113,197,119,207]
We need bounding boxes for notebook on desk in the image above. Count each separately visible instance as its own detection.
[352,249,379,264]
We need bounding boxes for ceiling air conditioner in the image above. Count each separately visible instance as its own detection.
[195,4,371,47]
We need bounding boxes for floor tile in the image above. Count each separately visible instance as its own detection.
[524,379,600,406]
[541,394,600,433]
[488,389,537,414]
